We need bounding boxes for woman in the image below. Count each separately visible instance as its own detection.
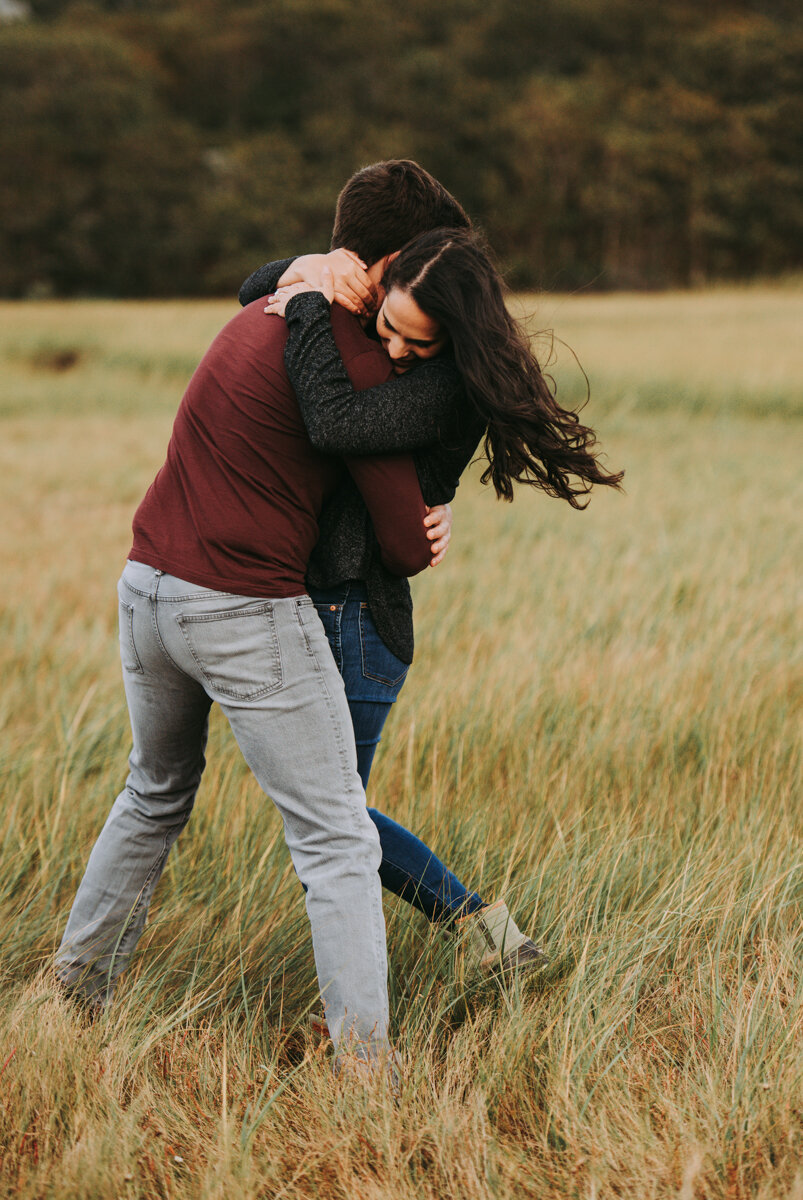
[257,227,624,974]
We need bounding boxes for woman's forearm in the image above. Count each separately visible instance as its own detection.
[283,291,466,456]
[238,257,298,307]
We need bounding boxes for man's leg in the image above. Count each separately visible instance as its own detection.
[310,584,486,922]
[146,577,389,1060]
[56,568,211,1006]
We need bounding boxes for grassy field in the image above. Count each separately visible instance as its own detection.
[0,287,801,1199]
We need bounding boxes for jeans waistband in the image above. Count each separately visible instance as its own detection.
[122,560,312,607]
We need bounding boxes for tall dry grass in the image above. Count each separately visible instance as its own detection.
[0,288,800,1198]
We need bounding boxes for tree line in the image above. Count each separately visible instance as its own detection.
[1,0,800,296]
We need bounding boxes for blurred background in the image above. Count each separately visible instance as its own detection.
[1,0,800,298]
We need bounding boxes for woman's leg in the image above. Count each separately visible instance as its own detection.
[310,583,486,923]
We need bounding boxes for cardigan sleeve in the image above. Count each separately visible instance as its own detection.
[412,415,485,507]
[238,257,298,307]
[282,291,467,456]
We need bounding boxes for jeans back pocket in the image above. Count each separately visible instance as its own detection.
[359,604,409,690]
[177,603,283,701]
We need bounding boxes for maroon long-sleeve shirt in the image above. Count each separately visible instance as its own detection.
[130,301,431,596]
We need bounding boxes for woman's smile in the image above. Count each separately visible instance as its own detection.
[376,287,447,372]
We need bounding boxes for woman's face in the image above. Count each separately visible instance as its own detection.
[376,287,447,374]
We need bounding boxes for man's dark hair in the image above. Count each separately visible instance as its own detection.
[330,159,471,265]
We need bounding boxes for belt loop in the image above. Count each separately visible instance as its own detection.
[150,568,163,603]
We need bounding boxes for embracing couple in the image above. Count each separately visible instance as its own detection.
[55,160,622,1084]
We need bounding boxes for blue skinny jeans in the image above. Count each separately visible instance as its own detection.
[309,582,485,923]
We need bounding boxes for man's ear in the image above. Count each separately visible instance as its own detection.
[374,251,400,275]
[366,253,396,288]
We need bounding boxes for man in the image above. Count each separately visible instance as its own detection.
[55,163,474,1077]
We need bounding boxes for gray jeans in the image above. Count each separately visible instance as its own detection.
[56,560,389,1057]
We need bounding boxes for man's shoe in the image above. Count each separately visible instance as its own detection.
[310,1011,330,1039]
[311,1020,401,1100]
[333,1045,402,1102]
[53,974,107,1022]
[455,899,549,976]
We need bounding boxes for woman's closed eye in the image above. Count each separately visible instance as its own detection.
[376,289,447,372]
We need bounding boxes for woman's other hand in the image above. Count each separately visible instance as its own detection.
[268,249,376,318]
[424,503,453,567]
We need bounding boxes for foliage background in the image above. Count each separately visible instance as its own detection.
[1,0,801,297]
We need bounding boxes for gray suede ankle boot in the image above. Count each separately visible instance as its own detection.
[455,900,548,975]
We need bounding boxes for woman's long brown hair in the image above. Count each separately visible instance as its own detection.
[384,229,624,504]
